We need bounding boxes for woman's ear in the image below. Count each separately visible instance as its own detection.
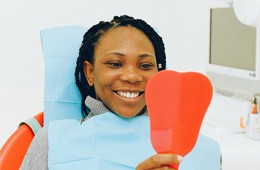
[83,61,94,86]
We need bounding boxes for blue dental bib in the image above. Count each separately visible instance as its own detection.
[48,112,220,170]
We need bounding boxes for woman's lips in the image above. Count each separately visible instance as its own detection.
[115,91,144,99]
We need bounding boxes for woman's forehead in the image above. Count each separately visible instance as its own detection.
[97,26,152,48]
[99,26,148,43]
[93,26,155,58]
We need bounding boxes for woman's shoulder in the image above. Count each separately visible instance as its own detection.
[20,126,48,170]
[35,125,48,140]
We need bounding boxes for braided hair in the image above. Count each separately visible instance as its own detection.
[75,15,166,117]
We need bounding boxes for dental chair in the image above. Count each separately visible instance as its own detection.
[0,25,221,170]
[0,25,87,169]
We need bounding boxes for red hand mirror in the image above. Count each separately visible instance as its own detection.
[145,70,213,169]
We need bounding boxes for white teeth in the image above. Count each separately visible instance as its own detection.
[117,91,139,99]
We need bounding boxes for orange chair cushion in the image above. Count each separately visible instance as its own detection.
[0,112,43,169]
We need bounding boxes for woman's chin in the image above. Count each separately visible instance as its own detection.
[114,108,146,118]
[116,112,138,118]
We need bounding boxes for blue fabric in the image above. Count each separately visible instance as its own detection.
[48,112,220,170]
[179,134,221,170]
[40,26,87,124]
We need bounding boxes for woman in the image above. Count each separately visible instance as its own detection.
[21,15,183,170]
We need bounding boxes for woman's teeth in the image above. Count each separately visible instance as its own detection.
[117,91,139,99]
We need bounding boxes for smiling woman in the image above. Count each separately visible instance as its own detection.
[75,15,167,118]
[20,15,183,170]
[84,26,158,118]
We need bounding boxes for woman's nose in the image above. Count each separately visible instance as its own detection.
[120,67,143,83]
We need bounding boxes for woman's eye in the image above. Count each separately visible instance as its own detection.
[107,62,122,68]
[140,63,153,70]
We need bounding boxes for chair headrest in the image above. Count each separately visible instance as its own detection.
[41,25,87,124]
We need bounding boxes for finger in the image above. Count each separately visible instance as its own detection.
[136,153,183,170]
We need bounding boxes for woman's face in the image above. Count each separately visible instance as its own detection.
[84,26,158,118]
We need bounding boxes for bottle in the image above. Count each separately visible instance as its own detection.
[245,97,260,140]
[251,97,258,114]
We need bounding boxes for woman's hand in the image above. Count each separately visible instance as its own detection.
[136,153,183,170]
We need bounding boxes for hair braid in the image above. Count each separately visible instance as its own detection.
[75,15,167,117]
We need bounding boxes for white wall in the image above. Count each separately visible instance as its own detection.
[0,0,211,147]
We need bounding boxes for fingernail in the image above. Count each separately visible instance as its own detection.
[177,155,184,162]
